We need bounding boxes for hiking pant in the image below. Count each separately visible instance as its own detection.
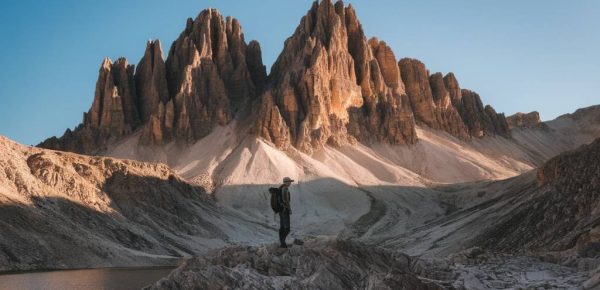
[279,211,290,245]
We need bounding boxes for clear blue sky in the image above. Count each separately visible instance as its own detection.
[1,0,599,145]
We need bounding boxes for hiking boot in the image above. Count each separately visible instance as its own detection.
[280,244,288,248]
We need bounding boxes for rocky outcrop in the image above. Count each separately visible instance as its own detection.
[443,73,463,109]
[429,73,470,139]
[389,58,508,140]
[256,91,291,149]
[399,58,438,128]
[506,111,546,129]
[245,40,267,95]
[146,238,444,290]
[135,40,173,146]
[39,58,141,153]
[537,137,600,191]
[347,38,416,145]
[393,61,509,140]
[86,58,140,135]
[485,105,510,136]
[395,58,508,141]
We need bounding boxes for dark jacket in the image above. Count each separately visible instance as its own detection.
[281,185,291,214]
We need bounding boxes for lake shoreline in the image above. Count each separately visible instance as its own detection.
[0,262,182,276]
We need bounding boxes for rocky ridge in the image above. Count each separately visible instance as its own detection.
[40,0,515,156]
[454,136,600,262]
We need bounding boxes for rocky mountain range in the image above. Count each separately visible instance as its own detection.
[2,0,600,289]
[40,0,521,156]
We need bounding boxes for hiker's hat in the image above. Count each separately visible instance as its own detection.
[283,177,295,183]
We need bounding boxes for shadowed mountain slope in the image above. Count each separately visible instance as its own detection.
[0,136,272,272]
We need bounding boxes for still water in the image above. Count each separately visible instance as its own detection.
[0,267,175,290]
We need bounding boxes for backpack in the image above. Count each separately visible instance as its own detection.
[269,186,283,213]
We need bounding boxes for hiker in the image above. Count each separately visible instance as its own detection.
[268,177,294,248]
[278,177,293,248]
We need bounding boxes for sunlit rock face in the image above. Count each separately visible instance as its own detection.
[257,0,418,152]
[257,0,512,153]
[258,0,371,153]
[164,8,266,143]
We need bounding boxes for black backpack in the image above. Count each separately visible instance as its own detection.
[269,186,283,213]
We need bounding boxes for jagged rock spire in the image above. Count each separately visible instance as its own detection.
[259,0,364,153]
[460,89,509,137]
[86,57,139,135]
[429,72,470,139]
[161,8,266,142]
[135,40,169,123]
[166,9,264,104]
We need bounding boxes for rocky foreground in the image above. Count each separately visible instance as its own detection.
[144,238,597,290]
[145,237,445,290]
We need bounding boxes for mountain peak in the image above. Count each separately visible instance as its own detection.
[100,57,112,69]
[257,1,513,153]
